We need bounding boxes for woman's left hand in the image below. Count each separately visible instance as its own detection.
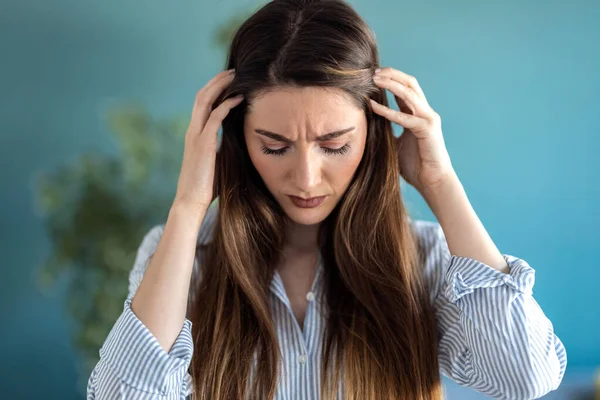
[369,67,455,195]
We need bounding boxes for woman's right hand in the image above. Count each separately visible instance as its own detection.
[173,69,244,215]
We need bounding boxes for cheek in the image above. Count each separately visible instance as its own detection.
[248,150,282,187]
[326,149,364,187]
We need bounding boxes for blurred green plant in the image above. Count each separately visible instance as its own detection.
[32,4,260,392]
[33,104,189,385]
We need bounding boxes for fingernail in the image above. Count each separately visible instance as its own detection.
[228,68,236,74]
[374,68,382,74]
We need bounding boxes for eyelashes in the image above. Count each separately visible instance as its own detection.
[260,144,351,156]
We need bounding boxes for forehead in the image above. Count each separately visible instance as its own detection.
[246,86,364,122]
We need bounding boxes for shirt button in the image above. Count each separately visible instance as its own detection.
[306,291,315,301]
[298,354,307,364]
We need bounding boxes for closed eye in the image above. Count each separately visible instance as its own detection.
[260,144,351,156]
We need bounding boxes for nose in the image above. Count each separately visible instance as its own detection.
[292,148,322,194]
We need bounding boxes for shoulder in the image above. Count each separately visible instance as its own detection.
[408,218,451,304]
[127,201,220,298]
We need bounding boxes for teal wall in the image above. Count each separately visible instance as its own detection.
[1,0,598,398]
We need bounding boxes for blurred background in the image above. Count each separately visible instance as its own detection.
[1,0,598,398]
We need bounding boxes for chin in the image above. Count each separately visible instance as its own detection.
[284,210,329,225]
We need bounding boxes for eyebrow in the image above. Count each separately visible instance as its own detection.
[254,127,355,144]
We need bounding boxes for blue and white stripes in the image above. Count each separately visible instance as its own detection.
[87,296,194,399]
[87,205,567,399]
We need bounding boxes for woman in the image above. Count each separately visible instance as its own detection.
[87,0,567,399]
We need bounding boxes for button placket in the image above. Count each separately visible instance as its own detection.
[298,353,307,364]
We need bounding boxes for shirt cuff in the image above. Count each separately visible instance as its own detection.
[443,254,536,303]
[99,297,194,395]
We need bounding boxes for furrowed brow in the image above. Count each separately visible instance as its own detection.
[254,127,355,144]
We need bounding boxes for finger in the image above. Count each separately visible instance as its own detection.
[201,94,245,142]
[373,76,429,118]
[375,67,426,99]
[369,99,429,138]
[199,69,236,100]
[395,93,414,116]
[188,70,236,135]
[205,68,235,88]
[190,70,235,131]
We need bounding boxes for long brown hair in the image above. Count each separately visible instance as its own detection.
[188,0,443,398]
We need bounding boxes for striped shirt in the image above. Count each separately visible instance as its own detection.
[87,202,567,399]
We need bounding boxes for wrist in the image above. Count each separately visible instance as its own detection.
[421,173,469,227]
[169,201,208,228]
[419,170,461,200]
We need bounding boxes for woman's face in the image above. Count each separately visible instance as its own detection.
[244,86,368,226]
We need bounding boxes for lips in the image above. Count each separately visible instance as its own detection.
[288,195,327,208]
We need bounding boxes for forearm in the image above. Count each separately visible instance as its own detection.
[421,172,510,273]
[130,203,206,352]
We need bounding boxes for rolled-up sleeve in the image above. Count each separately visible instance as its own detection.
[416,220,567,400]
[87,225,195,399]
